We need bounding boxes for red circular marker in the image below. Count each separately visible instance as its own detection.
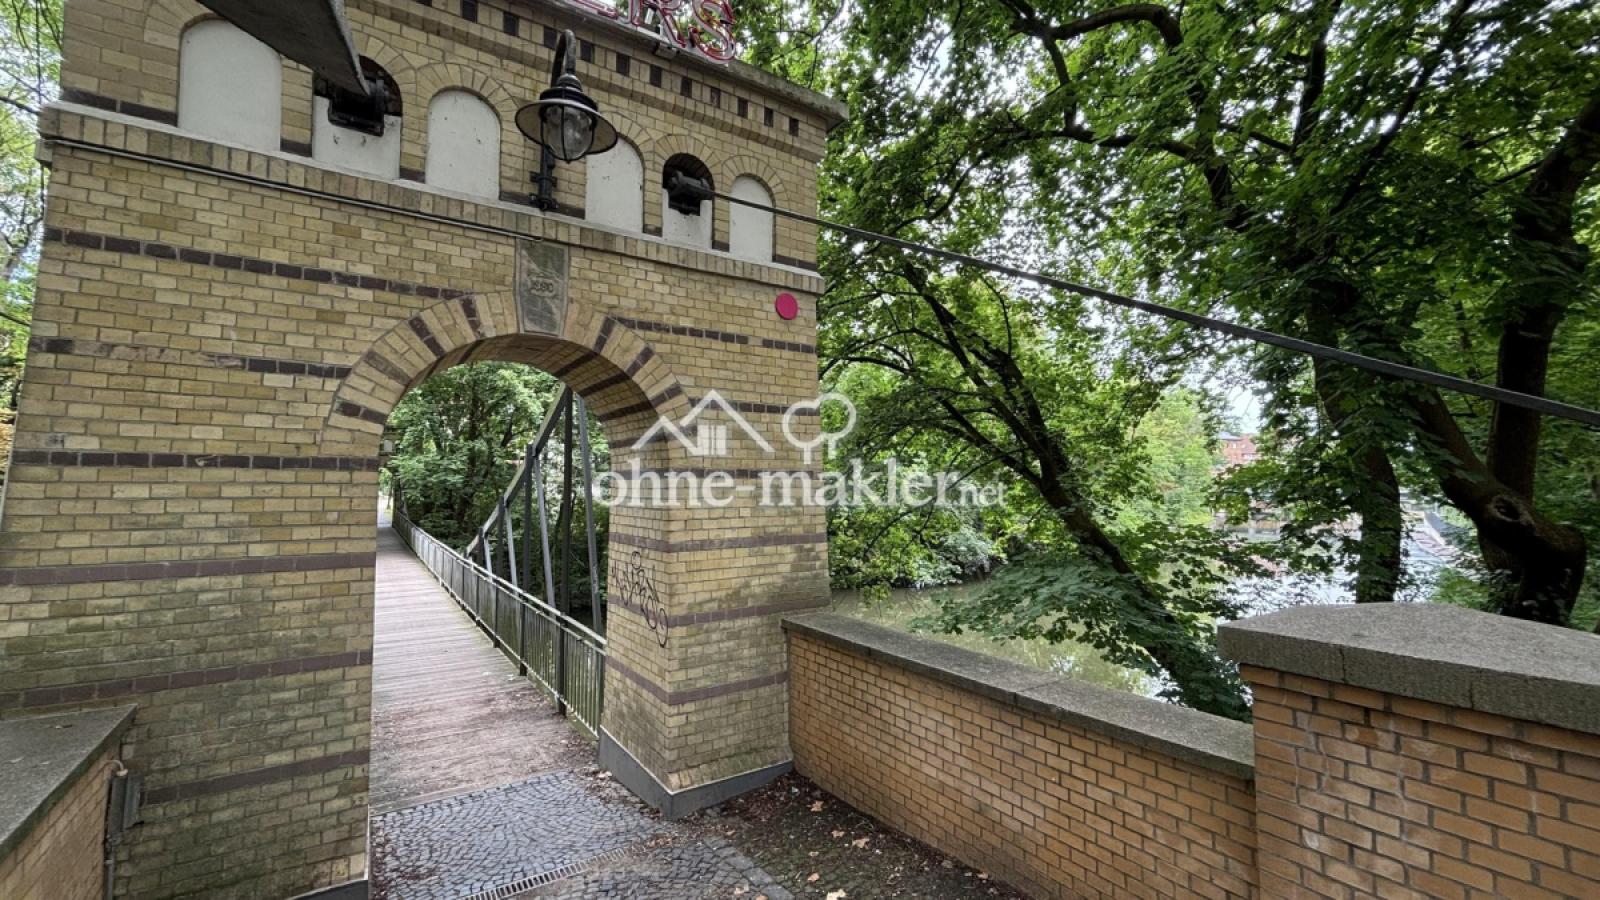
[775,292,800,320]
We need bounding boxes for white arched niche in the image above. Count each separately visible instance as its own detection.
[661,154,713,248]
[178,19,282,151]
[584,140,644,232]
[729,175,775,262]
[425,90,501,199]
[312,59,402,180]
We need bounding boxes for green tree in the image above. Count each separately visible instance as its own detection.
[387,364,565,549]
[742,0,1600,633]
[0,0,60,411]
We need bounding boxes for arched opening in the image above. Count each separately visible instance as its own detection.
[585,140,644,233]
[313,57,403,179]
[383,362,610,630]
[425,90,501,199]
[729,175,776,262]
[346,311,684,886]
[178,18,282,150]
[660,154,713,248]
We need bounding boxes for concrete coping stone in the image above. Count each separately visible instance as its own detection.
[0,705,135,862]
[782,613,1254,780]
[1218,603,1600,736]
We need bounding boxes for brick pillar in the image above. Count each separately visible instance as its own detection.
[1220,604,1600,899]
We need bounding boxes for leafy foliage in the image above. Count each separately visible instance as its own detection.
[738,0,1600,715]
[387,364,565,548]
[0,0,59,413]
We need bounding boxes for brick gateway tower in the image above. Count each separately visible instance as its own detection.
[0,0,845,895]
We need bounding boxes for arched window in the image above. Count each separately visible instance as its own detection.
[660,154,712,248]
[729,176,775,262]
[425,90,500,199]
[178,19,282,151]
[585,140,643,232]
[312,58,402,180]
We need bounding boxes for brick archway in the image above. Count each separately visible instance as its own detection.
[318,289,691,459]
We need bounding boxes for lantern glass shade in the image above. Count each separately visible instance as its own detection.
[516,89,619,163]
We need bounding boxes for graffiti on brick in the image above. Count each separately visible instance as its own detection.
[612,549,667,647]
[517,239,569,335]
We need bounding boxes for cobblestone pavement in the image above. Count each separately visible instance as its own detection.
[371,768,665,899]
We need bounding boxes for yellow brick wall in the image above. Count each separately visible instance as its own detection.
[59,0,833,265]
[1243,666,1600,900]
[0,744,115,900]
[2,0,841,895]
[788,632,1259,900]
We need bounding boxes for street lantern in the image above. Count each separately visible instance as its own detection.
[518,29,618,208]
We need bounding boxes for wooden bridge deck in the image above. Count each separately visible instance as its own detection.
[369,526,589,815]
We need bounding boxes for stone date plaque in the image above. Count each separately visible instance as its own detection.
[516,239,569,336]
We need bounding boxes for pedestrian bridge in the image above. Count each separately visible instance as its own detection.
[365,521,797,899]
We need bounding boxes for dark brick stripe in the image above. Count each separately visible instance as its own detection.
[583,371,631,396]
[774,253,821,272]
[0,551,376,587]
[44,227,469,301]
[594,316,616,354]
[460,295,486,340]
[62,88,177,125]
[648,384,685,408]
[10,449,380,472]
[549,356,589,380]
[609,593,827,630]
[407,315,446,357]
[611,316,816,357]
[335,400,389,426]
[363,350,412,387]
[626,346,655,376]
[7,650,372,710]
[759,337,816,354]
[609,531,827,554]
[599,399,656,422]
[28,336,353,380]
[607,659,787,707]
[143,749,369,805]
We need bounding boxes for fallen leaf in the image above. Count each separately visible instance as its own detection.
[807,873,820,883]
[810,801,825,812]
[852,837,870,848]
[831,830,845,838]
[826,892,847,900]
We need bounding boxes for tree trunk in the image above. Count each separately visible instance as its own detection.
[1412,390,1588,623]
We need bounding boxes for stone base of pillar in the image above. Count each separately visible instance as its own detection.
[287,878,370,900]
[598,729,792,820]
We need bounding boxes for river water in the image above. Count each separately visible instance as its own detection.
[827,522,1457,700]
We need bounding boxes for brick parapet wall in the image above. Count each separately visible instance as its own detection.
[1221,603,1600,900]
[784,614,1258,900]
[0,708,134,900]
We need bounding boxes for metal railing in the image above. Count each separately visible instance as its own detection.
[466,386,607,635]
[393,511,606,739]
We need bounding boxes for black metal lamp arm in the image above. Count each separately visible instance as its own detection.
[533,30,580,212]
